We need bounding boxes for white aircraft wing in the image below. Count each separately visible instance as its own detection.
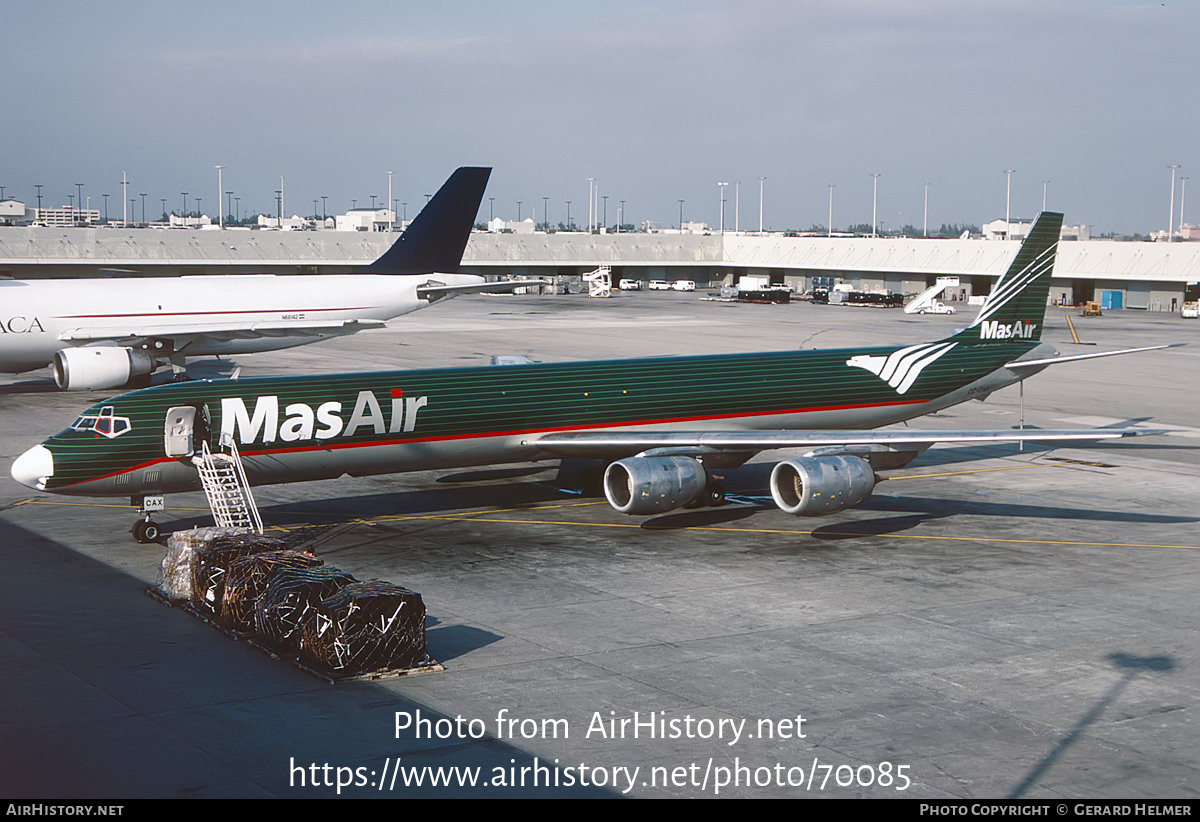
[58,317,388,344]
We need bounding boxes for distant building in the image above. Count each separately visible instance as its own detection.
[171,214,213,229]
[487,217,536,234]
[0,199,30,225]
[982,219,1031,241]
[34,205,99,227]
[335,208,395,232]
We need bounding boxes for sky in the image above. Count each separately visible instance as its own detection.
[2,1,1196,235]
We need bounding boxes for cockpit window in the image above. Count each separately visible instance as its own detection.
[70,406,132,439]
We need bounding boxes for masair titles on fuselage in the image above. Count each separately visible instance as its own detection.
[220,389,430,443]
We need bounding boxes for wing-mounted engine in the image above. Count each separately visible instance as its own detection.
[54,347,157,390]
[603,455,708,515]
[769,455,877,516]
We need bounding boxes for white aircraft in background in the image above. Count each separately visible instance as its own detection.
[0,167,521,390]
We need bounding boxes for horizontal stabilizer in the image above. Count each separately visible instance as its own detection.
[417,279,548,301]
[1005,342,1186,369]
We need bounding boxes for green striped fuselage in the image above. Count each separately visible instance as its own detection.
[36,336,1050,497]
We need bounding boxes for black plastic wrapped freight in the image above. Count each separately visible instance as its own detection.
[254,566,358,654]
[190,533,290,616]
[300,581,427,674]
[219,550,324,631]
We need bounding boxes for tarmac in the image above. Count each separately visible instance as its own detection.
[1,291,1198,798]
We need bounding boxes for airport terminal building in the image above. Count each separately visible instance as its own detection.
[0,225,1196,311]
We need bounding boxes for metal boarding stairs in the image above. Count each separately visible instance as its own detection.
[194,437,263,533]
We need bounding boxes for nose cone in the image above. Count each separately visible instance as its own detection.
[11,444,54,491]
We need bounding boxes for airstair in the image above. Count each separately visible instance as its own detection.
[583,266,613,298]
[194,437,263,532]
[904,276,960,314]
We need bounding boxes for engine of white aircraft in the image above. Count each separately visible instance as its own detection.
[769,455,876,516]
[54,347,157,391]
[603,456,709,515]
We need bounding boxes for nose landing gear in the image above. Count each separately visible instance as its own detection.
[131,494,165,544]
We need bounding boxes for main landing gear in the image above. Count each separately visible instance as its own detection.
[131,494,165,544]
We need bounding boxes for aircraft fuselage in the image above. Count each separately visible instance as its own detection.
[18,337,1051,498]
[0,273,481,373]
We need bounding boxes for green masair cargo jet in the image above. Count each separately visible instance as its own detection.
[11,212,1179,541]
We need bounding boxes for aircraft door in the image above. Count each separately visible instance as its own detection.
[164,406,197,457]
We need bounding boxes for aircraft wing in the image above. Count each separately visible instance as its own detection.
[58,318,388,345]
[528,427,1169,461]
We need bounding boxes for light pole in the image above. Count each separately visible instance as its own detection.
[387,171,393,231]
[734,181,740,232]
[543,196,549,231]
[181,192,188,219]
[758,176,765,233]
[678,199,684,232]
[587,178,594,233]
[1042,180,1049,213]
[140,193,146,224]
[517,200,522,221]
[717,182,727,234]
[1003,169,1015,238]
[214,165,223,228]
[870,174,880,238]
[1180,177,1189,233]
[923,182,930,238]
[827,184,835,237]
[102,193,109,223]
[1168,164,1181,242]
[619,200,625,234]
[565,201,572,231]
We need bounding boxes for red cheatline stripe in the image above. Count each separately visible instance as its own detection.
[55,306,379,320]
[51,397,925,489]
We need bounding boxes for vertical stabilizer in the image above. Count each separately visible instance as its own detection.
[956,211,1063,343]
[361,167,491,275]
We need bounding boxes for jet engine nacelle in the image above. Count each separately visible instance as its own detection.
[769,455,877,516]
[54,347,157,391]
[603,456,708,515]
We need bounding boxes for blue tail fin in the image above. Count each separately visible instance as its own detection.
[360,167,491,275]
[955,211,1063,343]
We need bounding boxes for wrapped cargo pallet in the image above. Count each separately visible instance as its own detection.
[254,566,358,654]
[156,527,251,601]
[191,533,289,616]
[219,550,324,631]
[300,581,427,674]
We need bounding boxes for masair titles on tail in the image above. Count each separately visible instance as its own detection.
[11,211,1181,539]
